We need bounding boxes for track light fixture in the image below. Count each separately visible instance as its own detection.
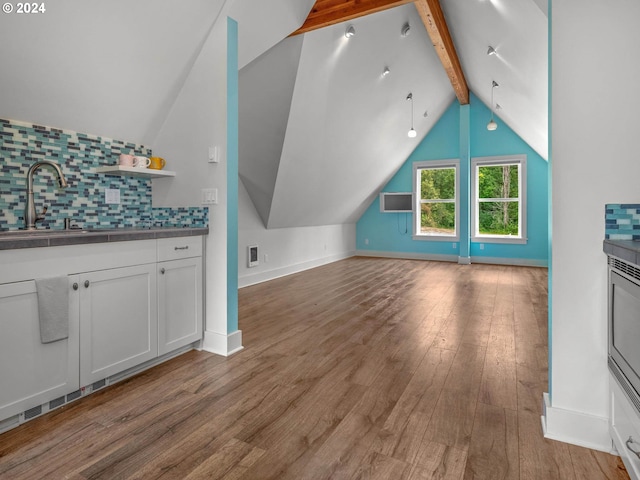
[401,22,411,37]
[487,81,499,131]
[382,66,391,77]
[407,93,417,138]
[487,46,497,56]
[345,25,355,38]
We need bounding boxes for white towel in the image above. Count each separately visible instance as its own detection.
[35,276,69,344]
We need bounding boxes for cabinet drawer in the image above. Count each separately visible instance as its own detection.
[157,236,202,262]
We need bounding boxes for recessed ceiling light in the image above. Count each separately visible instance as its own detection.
[401,22,411,37]
[345,25,355,38]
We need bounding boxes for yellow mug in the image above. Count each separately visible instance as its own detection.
[149,157,166,170]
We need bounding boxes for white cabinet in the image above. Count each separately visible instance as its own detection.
[0,279,79,421]
[157,237,203,355]
[0,234,204,431]
[77,264,158,386]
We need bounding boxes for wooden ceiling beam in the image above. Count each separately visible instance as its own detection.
[414,0,469,105]
[291,0,415,36]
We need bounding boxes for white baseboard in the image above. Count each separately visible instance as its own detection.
[202,330,243,357]
[471,255,548,267]
[239,251,355,288]
[541,392,614,453]
[355,250,459,263]
[355,250,547,268]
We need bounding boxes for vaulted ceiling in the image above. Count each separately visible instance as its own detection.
[239,0,548,228]
[0,0,547,230]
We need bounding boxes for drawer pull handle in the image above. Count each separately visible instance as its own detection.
[174,246,189,251]
[72,283,78,291]
[626,436,640,459]
[160,268,165,275]
[84,280,90,288]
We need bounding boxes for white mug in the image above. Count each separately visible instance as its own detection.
[133,156,151,168]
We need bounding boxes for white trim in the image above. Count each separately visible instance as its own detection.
[542,393,614,453]
[202,330,244,356]
[470,256,548,267]
[238,251,355,288]
[356,250,458,263]
[458,256,471,265]
[471,155,527,244]
[413,159,460,242]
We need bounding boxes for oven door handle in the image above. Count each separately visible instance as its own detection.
[626,436,640,459]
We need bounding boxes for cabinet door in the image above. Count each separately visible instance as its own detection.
[0,279,79,421]
[158,258,202,355]
[79,264,157,386]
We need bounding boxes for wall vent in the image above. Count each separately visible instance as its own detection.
[49,396,66,410]
[67,390,82,402]
[24,405,42,420]
[92,379,106,391]
[247,245,259,268]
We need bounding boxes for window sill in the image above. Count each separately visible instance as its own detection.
[412,234,460,242]
[472,237,527,245]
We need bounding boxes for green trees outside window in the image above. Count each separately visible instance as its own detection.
[477,164,520,235]
[419,167,456,235]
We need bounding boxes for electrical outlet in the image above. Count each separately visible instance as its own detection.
[264,253,269,263]
[480,243,484,250]
[105,188,120,204]
[201,188,217,205]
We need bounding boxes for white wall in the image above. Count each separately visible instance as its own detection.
[152,13,232,355]
[239,180,356,287]
[547,0,640,450]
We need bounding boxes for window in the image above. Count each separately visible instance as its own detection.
[412,160,459,241]
[471,155,527,244]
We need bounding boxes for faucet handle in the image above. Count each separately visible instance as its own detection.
[36,205,48,223]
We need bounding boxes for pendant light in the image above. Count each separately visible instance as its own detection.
[487,81,499,131]
[407,93,417,138]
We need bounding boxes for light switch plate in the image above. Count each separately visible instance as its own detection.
[208,146,220,163]
[201,188,218,205]
[105,188,120,204]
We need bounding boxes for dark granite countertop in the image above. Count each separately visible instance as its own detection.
[0,227,208,250]
[603,239,640,265]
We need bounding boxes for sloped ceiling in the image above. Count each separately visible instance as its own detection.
[0,0,316,147]
[239,0,548,229]
[0,0,227,146]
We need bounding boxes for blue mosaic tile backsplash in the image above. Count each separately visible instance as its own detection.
[0,118,207,231]
[605,204,640,240]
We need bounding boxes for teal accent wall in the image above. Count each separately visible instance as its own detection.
[356,92,549,265]
[459,104,471,260]
[227,17,239,333]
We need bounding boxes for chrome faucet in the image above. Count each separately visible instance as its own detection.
[24,160,69,230]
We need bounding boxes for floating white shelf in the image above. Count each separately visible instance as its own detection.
[95,166,176,178]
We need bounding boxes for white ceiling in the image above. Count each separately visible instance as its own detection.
[239,0,548,229]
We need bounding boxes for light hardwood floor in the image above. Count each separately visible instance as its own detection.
[0,257,630,479]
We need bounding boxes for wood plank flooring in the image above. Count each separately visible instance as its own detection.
[0,257,630,479]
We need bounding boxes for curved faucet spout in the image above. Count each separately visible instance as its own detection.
[25,160,68,230]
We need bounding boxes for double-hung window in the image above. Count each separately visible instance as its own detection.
[471,155,527,244]
[412,159,459,241]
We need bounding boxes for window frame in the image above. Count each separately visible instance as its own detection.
[412,159,460,242]
[471,154,527,244]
